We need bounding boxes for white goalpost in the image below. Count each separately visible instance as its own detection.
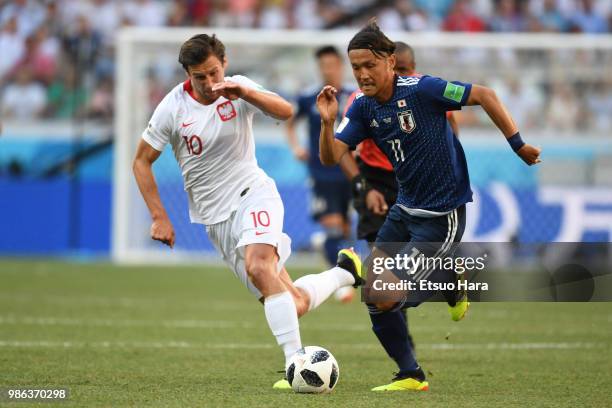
[112,27,612,264]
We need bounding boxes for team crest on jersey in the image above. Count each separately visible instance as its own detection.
[397,110,416,133]
[217,101,236,121]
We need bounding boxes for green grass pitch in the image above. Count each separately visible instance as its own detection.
[0,259,610,407]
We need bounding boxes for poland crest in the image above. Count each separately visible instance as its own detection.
[217,101,236,121]
[397,110,416,133]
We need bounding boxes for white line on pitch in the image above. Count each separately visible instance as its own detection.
[0,340,605,351]
[1,315,610,335]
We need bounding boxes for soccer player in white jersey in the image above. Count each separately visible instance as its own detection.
[132,34,364,389]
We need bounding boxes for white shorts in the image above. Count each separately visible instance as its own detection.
[205,179,292,299]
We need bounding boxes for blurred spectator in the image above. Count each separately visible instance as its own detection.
[188,0,213,26]
[292,0,324,29]
[167,0,190,26]
[547,82,580,131]
[63,15,102,69]
[394,0,437,31]
[586,81,612,132]
[90,0,121,45]
[213,0,259,28]
[0,0,46,38]
[489,0,527,32]
[377,3,407,31]
[571,0,608,33]
[87,76,114,119]
[442,0,486,32]
[46,68,88,118]
[0,17,24,79]
[123,0,168,27]
[1,68,47,119]
[33,25,60,61]
[255,0,294,29]
[10,32,57,85]
[495,77,544,129]
[42,1,64,38]
[536,0,569,32]
[413,0,454,21]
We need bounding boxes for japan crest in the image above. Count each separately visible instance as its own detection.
[397,110,416,133]
[217,101,236,121]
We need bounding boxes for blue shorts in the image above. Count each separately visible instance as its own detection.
[374,204,466,307]
[309,178,352,221]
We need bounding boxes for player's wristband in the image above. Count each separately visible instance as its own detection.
[507,132,525,153]
[351,175,370,196]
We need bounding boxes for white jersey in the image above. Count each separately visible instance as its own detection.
[142,75,274,225]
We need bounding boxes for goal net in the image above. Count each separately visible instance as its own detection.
[113,28,612,264]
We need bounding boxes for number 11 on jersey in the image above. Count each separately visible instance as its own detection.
[387,139,405,162]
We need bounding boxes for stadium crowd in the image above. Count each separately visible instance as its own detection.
[1,0,611,132]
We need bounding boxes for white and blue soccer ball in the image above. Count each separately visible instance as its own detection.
[286,346,339,393]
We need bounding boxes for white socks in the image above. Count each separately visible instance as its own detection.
[264,291,302,367]
[294,266,355,311]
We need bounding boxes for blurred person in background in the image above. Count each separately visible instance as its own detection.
[1,68,47,119]
[285,45,356,303]
[167,0,190,26]
[489,0,527,32]
[442,0,486,32]
[63,14,102,74]
[546,82,580,131]
[571,0,609,33]
[0,0,45,38]
[494,77,544,130]
[89,0,121,46]
[187,0,213,26]
[0,17,24,79]
[123,0,168,27]
[10,31,57,85]
[586,80,612,132]
[536,0,569,32]
[86,75,114,119]
[46,67,88,118]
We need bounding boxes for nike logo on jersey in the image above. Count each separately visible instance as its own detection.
[181,121,196,127]
[255,231,269,236]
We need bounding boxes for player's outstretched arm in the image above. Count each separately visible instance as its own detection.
[467,84,541,166]
[132,140,176,248]
[212,81,293,120]
[316,85,349,165]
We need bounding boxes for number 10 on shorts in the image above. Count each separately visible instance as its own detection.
[250,211,270,228]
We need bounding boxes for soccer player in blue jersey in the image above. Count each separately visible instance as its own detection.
[285,46,356,302]
[317,22,541,391]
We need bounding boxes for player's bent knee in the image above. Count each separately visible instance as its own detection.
[245,259,275,287]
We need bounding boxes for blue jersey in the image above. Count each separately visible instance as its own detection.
[296,86,354,181]
[336,75,473,213]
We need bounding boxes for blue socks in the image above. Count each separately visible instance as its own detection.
[323,230,343,266]
[368,306,420,376]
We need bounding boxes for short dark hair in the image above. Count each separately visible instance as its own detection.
[315,45,342,60]
[394,41,415,62]
[347,19,395,58]
[178,34,225,71]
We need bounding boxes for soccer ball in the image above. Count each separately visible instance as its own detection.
[286,346,339,393]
